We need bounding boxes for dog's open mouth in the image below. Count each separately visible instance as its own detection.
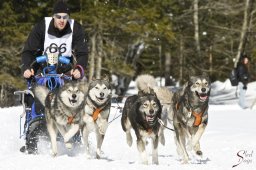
[69,99,77,104]
[196,92,208,101]
[96,96,105,102]
[145,114,156,125]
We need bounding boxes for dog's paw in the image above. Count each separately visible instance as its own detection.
[65,142,73,150]
[181,160,189,164]
[141,160,149,165]
[50,150,57,157]
[96,149,105,159]
[85,152,92,159]
[159,134,165,146]
[126,132,133,147]
[196,150,203,156]
[152,160,159,165]
[97,119,108,135]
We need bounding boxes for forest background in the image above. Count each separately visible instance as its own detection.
[0,0,256,107]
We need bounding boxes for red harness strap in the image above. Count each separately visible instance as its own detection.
[67,111,80,124]
[175,102,205,127]
[67,116,74,124]
[192,111,203,126]
[92,108,102,121]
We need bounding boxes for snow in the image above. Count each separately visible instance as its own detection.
[0,79,256,170]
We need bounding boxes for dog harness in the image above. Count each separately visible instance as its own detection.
[92,108,102,121]
[176,103,207,127]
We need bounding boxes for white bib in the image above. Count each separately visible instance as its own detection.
[44,17,74,57]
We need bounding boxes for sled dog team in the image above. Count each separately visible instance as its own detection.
[34,74,211,165]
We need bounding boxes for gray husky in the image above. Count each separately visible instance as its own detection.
[34,81,87,156]
[171,74,210,163]
[82,77,112,159]
[121,89,162,165]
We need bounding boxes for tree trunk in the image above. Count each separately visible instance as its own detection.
[179,36,184,85]
[209,45,213,77]
[164,52,172,86]
[158,45,162,86]
[193,0,201,58]
[0,84,4,105]
[235,0,251,67]
[96,34,103,79]
[89,33,96,82]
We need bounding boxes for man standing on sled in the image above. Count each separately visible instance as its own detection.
[20,0,88,154]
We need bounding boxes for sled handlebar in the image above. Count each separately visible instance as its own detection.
[30,54,71,68]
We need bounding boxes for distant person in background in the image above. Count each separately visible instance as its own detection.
[237,53,250,109]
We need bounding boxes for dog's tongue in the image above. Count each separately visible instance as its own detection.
[200,95,208,100]
[69,99,77,105]
[146,115,154,122]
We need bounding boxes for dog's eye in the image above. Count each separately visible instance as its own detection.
[205,82,208,86]
[152,103,157,107]
[195,82,200,86]
[95,87,99,89]
[67,89,72,93]
[104,87,107,90]
[143,103,148,107]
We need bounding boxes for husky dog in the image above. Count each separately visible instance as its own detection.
[121,89,162,165]
[172,74,211,163]
[135,74,173,145]
[82,77,112,159]
[34,81,87,156]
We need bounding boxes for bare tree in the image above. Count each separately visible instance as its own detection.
[193,0,201,58]
[235,0,251,67]
[89,33,96,81]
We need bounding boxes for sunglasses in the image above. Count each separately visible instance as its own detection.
[54,14,69,20]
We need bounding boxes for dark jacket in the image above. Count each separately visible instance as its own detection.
[21,18,88,73]
[237,62,250,88]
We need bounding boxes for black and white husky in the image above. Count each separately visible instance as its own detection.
[121,89,162,165]
[34,81,87,156]
[135,74,173,146]
[82,77,112,159]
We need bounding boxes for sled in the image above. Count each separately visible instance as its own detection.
[14,48,83,143]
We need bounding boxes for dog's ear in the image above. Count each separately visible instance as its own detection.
[202,72,209,79]
[149,87,156,96]
[78,80,89,93]
[188,76,195,86]
[102,74,109,81]
[138,90,145,97]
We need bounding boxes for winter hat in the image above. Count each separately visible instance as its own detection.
[53,0,70,15]
[240,53,250,62]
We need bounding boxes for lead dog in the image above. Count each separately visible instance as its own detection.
[82,77,112,159]
[121,88,162,164]
[34,81,87,156]
[171,74,210,163]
